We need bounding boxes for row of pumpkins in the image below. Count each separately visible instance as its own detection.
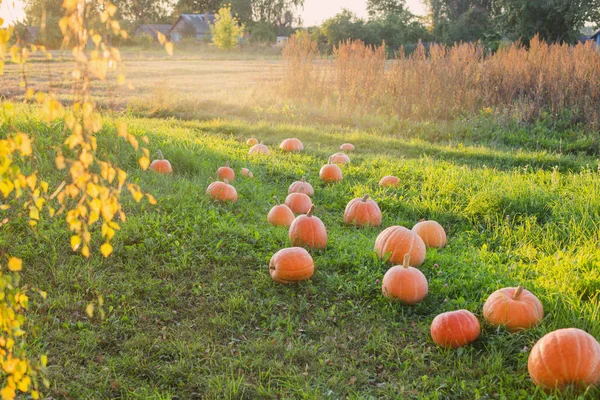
[148,138,600,393]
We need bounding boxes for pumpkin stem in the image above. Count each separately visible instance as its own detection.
[301,176,306,182]
[156,149,164,160]
[273,196,280,205]
[402,253,411,268]
[225,161,230,168]
[362,194,370,202]
[328,156,333,164]
[224,179,229,184]
[307,205,315,217]
[513,286,524,300]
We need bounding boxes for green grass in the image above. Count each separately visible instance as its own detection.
[3,109,600,399]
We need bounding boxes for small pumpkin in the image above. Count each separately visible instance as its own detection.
[319,158,343,183]
[340,143,355,152]
[330,152,350,165]
[247,137,259,145]
[206,179,238,203]
[412,220,446,248]
[379,175,400,187]
[149,150,173,174]
[241,168,253,178]
[288,176,314,197]
[217,161,235,182]
[431,310,481,348]
[374,226,426,266]
[267,196,295,227]
[528,328,600,391]
[269,247,314,284]
[382,254,428,304]
[344,194,382,227]
[249,141,270,156]
[289,205,327,249]
[285,192,312,214]
[280,138,304,152]
[483,286,544,332]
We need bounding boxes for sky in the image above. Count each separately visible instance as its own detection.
[0,0,428,27]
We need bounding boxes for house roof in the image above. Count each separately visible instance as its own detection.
[137,24,171,35]
[169,14,215,35]
[589,28,600,40]
[24,26,40,39]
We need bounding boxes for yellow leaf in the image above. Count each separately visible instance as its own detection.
[92,34,102,47]
[139,156,150,170]
[85,302,94,317]
[41,355,48,367]
[25,88,35,100]
[7,257,22,272]
[26,174,37,190]
[31,390,39,399]
[117,122,127,138]
[100,242,113,258]
[165,42,174,56]
[107,3,118,16]
[117,74,125,86]
[17,375,30,392]
[1,385,15,400]
[82,245,90,258]
[157,32,166,45]
[147,194,157,205]
[70,235,81,251]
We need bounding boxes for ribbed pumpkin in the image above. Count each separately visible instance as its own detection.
[344,194,382,227]
[217,161,235,182]
[206,179,238,203]
[289,205,327,249]
[374,226,426,266]
[412,220,446,248]
[249,142,270,156]
[149,150,173,174]
[280,138,304,152]
[431,310,481,348]
[330,152,350,165]
[379,175,400,187]
[269,247,315,284]
[483,286,544,332]
[247,137,259,145]
[288,176,314,197]
[241,168,253,178]
[528,328,600,390]
[382,254,428,304]
[267,197,295,227]
[319,158,343,183]
[285,192,312,214]
[340,143,355,152]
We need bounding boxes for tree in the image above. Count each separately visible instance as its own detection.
[175,0,223,14]
[250,21,277,44]
[24,0,63,47]
[367,0,406,20]
[112,0,172,26]
[211,5,245,49]
[425,0,497,43]
[252,0,304,30]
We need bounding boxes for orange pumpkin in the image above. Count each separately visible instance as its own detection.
[247,137,259,145]
[340,143,355,152]
[241,168,253,178]
[285,192,312,214]
[344,194,382,227]
[280,138,304,152]
[288,176,314,197]
[330,152,350,165]
[379,175,400,187]
[382,254,428,304]
[149,150,173,174]
[319,158,343,183]
[269,247,314,284]
[267,197,295,227]
[431,310,481,348]
[374,226,426,266]
[249,142,270,156]
[412,220,447,248]
[528,328,600,390]
[483,286,544,332]
[206,179,238,203]
[217,161,235,182]
[289,205,327,249]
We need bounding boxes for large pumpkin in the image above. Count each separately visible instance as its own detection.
[344,194,382,227]
[241,168,253,178]
[249,142,270,156]
[330,152,350,165]
[280,138,304,152]
[340,143,355,152]
[285,192,312,214]
[149,150,173,174]
[319,158,343,183]
[483,286,544,332]
[288,177,314,197]
[247,137,259,145]
[217,161,235,182]
[528,328,600,390]
[267,197,295,227]
[431,310,481,348]
[382,254,428,305]
[379,175,400,187]
[289,205,327,249]
[412,220,446,248]
[269,247,314,284]
[206,179,238,203]
[374,226,426,266]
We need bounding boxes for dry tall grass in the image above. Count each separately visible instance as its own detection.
[282,36,600,127]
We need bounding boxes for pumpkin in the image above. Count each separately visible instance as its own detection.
[412,220,447,248]
[149,150,173,174]
[217,161,235,182]
[431,310,481,348]
[280,138,304,152]
[288,176,314,197]
[374,226,426,266]
[289,205,327,249]
[344,194,382,227]
[269,247,314,284]
[340,143,355,152]
[285,192,312,214]
[241,168,253,178]
[267,197,295,227]
[249,142,270,156]
[330,152,350,165]
[247,137,259,145]
[528,328,600,390]
[379,175,400,187]
[319,158,343,183]
[206,179,238,203]
[483,286,544,332]
[382,254,428,304]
